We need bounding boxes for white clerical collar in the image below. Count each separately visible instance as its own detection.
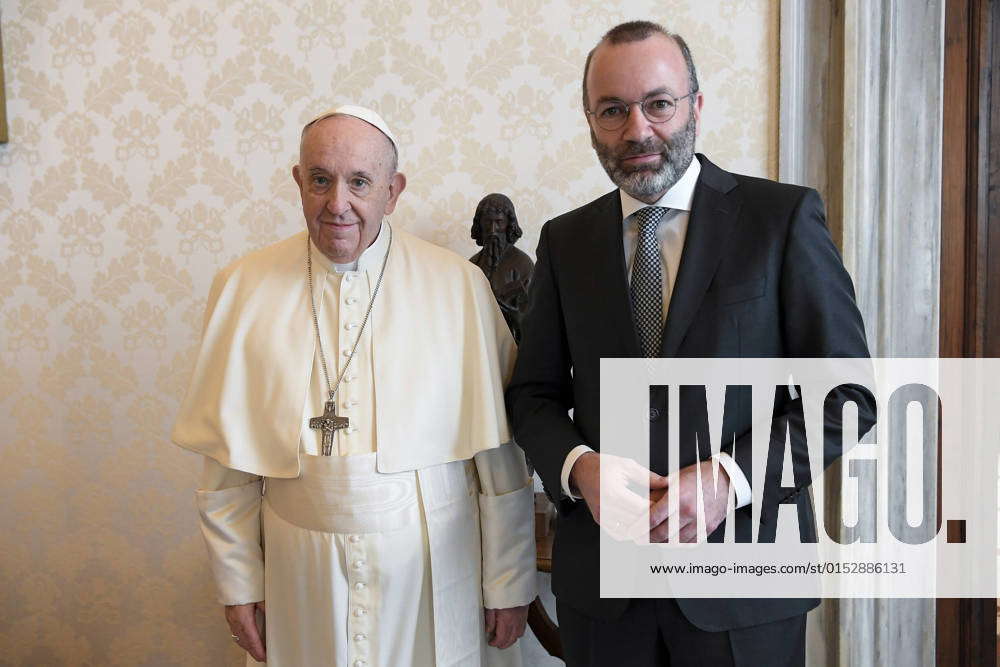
[310,220,389,274]
[619,156,701,221]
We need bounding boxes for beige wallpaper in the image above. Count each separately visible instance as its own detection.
[0,1,777,664]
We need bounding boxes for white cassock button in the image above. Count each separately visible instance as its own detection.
[344,374,356,383]
[344,322,358,330]
[353,559,365,569]
[354,660,366,667]
[343,400,358,409]
[349,535,360,543]
[354,633,367,642]
[353,607,366,617]
[345,297,358,305]
[355,582,366,591]
[342,349,351,357]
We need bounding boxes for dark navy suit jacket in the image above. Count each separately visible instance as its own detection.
[507,154,875,631]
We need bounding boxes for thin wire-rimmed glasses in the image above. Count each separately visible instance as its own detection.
[586,90,699,131]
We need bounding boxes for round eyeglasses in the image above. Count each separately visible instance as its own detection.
[586,90,698,131]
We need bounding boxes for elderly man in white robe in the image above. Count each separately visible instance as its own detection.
[172,105,536,666]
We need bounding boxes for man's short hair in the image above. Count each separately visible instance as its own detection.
[581,20,700,111]
[471,193,523,245]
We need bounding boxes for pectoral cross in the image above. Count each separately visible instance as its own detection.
[309,398,349,456]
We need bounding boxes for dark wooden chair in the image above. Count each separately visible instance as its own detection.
[527,492,563,659]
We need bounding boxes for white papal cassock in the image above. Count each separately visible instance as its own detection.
[173,223,536,666]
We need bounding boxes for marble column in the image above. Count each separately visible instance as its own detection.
[780,0,944,665]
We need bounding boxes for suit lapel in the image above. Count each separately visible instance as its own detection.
[660,155,742,357]
[584,191,642,358]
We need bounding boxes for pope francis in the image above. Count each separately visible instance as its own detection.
[172,105,536,666]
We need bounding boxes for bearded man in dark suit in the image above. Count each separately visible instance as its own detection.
[506,20,875,667]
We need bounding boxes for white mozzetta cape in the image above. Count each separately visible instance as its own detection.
[172,227,516,477]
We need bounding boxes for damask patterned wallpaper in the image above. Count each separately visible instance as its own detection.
[0,0,776,664]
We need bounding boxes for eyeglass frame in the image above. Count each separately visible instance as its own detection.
[585,89,700,131]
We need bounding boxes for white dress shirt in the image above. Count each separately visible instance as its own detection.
[559,158,753,509]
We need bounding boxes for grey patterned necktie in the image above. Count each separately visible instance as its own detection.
[630,206,668,357]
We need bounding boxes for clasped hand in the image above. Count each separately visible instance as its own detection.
[570,452,732,543]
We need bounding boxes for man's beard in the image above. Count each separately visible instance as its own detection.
[481,234,505,275]
[592,109,697,201]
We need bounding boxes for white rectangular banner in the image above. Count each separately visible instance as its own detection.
[598,358,999,598]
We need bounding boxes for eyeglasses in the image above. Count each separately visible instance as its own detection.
[586,90,698,131]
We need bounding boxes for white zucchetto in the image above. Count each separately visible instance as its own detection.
[305,104,397,152]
